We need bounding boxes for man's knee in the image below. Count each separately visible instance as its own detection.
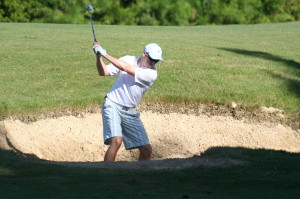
[110,137,123,148]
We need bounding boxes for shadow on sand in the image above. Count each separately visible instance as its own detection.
[1,145,299,170]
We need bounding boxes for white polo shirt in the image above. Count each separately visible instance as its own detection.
[106,56,157,108]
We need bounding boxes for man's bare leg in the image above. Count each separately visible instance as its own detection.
[104,137,123,162]
[138,144,152,161]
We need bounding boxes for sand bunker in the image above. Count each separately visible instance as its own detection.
[1,110,299,163]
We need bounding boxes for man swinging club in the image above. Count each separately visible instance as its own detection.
[93,41,163,162]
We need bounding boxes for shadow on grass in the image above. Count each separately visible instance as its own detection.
[0,147,300,198]
[218,48,300,99]
[218,48,300,72]
[267,71,300,98]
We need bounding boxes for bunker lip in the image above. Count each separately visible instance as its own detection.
[48,156,246,170]
[4,102,299,130]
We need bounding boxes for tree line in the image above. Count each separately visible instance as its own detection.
[1,0,299,25]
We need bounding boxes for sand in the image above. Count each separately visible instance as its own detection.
[1,109,299,166]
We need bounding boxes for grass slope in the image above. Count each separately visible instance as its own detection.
[0,147,299,199]
[0,22,299,117]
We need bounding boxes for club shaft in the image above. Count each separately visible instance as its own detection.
[89,12,97,42]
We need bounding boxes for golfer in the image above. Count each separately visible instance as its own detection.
[93,42,163,162]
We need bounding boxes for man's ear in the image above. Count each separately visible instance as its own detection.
[142,51,147,56]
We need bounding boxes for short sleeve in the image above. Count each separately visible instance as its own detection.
[135,67,157,87]
[107,56,133,76]
[107,63,120,76]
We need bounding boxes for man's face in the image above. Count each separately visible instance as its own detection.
[143,51,159,64]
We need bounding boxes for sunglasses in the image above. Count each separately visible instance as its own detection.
[146,52,159,62]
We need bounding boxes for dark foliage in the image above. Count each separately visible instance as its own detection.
[1,0,300,25]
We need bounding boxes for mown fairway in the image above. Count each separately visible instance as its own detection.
[0,22,299,117]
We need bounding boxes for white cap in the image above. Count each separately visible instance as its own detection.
[144,43,163,62]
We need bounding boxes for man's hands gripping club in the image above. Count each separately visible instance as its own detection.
[93,42,135,76]
[93,42,107,56]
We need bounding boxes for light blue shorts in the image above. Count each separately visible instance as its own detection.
[101,97,150,150]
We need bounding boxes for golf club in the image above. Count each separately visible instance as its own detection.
[87,4,97,42]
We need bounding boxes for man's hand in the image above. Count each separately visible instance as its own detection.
[93,43,107,56]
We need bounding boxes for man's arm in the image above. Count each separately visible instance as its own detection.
[93,42,135,76]
[96,54,109,76]
[104,54,135,76]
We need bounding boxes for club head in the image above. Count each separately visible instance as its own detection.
[87,4,94,12]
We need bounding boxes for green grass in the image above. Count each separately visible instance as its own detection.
[0,147,299,198]
[0,22,299,117]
